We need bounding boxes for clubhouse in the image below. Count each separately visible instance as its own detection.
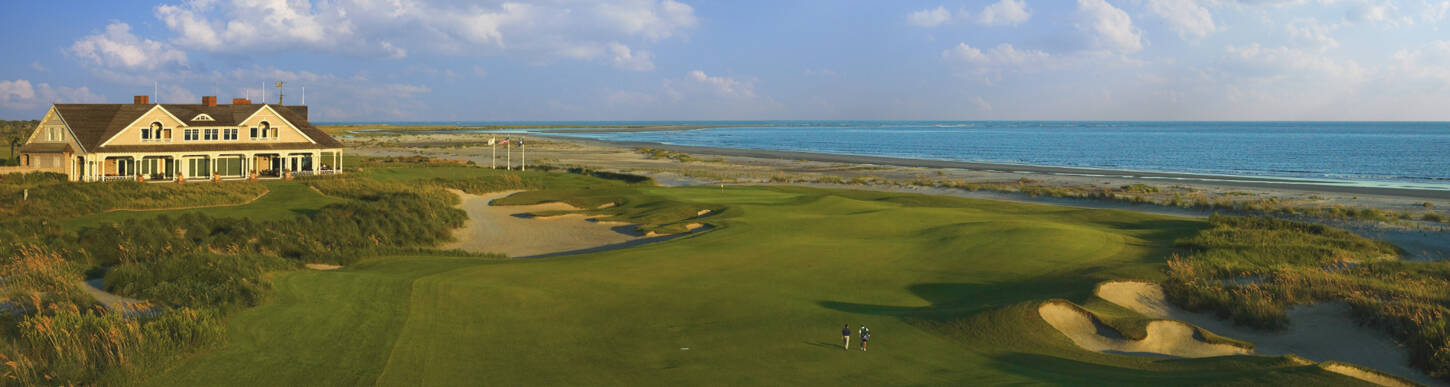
[16,96,343,182]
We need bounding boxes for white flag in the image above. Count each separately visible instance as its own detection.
[488,137,496,145]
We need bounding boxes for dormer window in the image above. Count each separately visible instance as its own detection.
[142,122,159,141]
[141,122,172,142]
[192,113,215,122]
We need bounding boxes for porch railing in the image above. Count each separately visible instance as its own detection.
[102,175,134,182]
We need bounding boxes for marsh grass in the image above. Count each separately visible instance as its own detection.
[0,156,630,384]
[1164,215,1450,381]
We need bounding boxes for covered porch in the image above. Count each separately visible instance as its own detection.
[88,149,343,182]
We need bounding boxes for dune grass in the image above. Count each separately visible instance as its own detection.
[60,181,340,230]
[144,185,1365,386]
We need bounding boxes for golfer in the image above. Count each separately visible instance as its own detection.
[842,324,851,350]
[860,325,870,351]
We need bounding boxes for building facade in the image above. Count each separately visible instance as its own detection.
[16,96,343,182]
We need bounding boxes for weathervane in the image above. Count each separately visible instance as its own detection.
[276,81,285,105]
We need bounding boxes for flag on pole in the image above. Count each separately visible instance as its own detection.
[517,138,524,147]
[488,137,496,145]
[499,138,510,145]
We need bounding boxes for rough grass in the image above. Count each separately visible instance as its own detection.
[1165,214,1450,381]
[145,186,1367,385]
[59,181,339,230]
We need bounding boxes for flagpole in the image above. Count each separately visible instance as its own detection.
[490,137,496,169]
[506,138,512,170]
[521,137,525,171]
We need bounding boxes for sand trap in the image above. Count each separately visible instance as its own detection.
[696,209,712,217]
[1322,363,1418,387]
[1095,281,1439,386]
[306,263,342,271]
[445,190,705,258]
[1039,302,1250,358]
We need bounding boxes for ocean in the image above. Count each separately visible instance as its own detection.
[334,121,1450,190]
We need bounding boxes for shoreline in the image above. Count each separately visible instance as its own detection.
[536,135,1450,200]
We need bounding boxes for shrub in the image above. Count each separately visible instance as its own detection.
[105,253,295,311]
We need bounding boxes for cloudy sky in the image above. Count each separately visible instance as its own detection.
[1,0,1448,121]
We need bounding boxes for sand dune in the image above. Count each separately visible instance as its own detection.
[1094,281,1433,386]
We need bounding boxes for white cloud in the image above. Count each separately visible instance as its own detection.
[0,79,105,111]
[1392,40,1450,85]
[969,96,993,111]
[69,22,187,70]
[1286,18,1339,51]
[977,0,1031,26]
[0,80,36,107]
[30,61,47,72]
[607,42,656,71]
[1223,43,1365,82]
[159,84,197,105]
[149,0,696,66]
[685,70,755,97]
[597,0,698,41]
[1147,0,1217,39]
[942,43,1052,82]
[1076,0,1144,53]
[907,6,954,27]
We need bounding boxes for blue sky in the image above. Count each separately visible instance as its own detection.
[2,0,1449,121]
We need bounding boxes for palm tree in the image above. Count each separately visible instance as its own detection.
[7,136,20,164]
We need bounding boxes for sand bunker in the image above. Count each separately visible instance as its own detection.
[1094,281,1436,386]
[444,190,707,258]
[1038,302,1249,358]
[305,263,342,271]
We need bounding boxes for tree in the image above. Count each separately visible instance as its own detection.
[7,136,20,164]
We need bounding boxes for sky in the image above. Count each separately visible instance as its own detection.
[1,0,1449,122]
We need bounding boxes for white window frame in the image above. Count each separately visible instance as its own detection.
[192,113,215,122]
[184,128,200,141]
[204,128,219,141]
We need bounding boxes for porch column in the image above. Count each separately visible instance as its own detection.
[313,151,321,172]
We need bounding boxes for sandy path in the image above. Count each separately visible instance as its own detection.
[82,279,156,318]
[444,190,687,258]
[1039,302,1250,358]
[1095,281,1435,386]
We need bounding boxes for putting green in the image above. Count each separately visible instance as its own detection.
[145,186,1362,385]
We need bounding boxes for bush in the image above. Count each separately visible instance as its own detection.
[105,253,295,311]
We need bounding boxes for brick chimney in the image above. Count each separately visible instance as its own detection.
[202,96,218,106]
[232,98,252,105]
[134,95,150,104]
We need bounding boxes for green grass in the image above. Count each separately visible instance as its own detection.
[145,186,1366,385]
[62,181,340,230]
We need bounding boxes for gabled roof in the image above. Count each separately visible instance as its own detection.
[51,103,340,152]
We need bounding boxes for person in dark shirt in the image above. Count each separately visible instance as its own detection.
[860,325,870,351]
[842,324,851,350]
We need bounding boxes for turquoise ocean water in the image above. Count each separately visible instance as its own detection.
[330,121,1450,190]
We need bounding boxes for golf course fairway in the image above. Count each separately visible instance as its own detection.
[144,186,1367,385]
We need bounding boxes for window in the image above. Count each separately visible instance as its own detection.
[184,129,200,141]
[250,127,258,139]
[46,127,62,142]
[187,158,211,177]
[192,113,215,121]
[160,128,172,140]
[259,122,277,139]
[204,128,219,140]
[224,128,238,140]
[142,122,161,141]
